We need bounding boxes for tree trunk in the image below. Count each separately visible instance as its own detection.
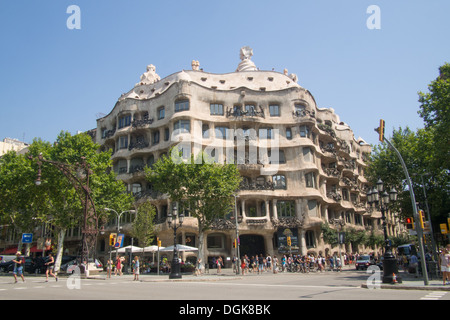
[54,229,66,272]
[198,229,205,270]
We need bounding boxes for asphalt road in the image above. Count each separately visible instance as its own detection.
[1,268,448,302]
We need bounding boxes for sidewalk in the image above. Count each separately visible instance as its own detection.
[360,270,450,291]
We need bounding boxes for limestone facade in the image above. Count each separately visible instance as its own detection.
[95,48,395,266]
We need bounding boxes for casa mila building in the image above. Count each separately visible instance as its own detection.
[95,47,395,266]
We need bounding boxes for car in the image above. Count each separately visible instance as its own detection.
[0,257,36,273]
[355,255,375,270]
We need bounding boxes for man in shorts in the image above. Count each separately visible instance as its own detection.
[12,251,25,283]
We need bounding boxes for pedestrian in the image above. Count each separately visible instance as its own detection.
[195,258,202,276]
[12,251,25,283]
[266,254,272,272]
[217,256,223,273]
[273,256,278,274]
[132,256,140,281]
[258,254,264,274]
[241,257,246,276]
[410,253,419,277]
[44,253,58,282]
[106,259,112,278]
[439,245,450,285]
[115,255,122,276]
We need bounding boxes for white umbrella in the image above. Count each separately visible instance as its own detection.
[115,245,143,253]
[160,244,198,252]
[143,245,165,252]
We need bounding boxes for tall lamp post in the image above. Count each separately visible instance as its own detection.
[167,202,184,279]
[367,179,401,283]
[31,153,98,276]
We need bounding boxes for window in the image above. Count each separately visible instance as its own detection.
[256,176,265,186]
[269,150,286,164]
[277,201,295,218]
[269,105,280,117]
[299,125,311,138]
[157,106,165,120]
[294,104,306,116]
[210,103,224,115]
[303,147,313,162]
[305,172,316,188]
[119,136,128,149]
[131,183,142,195]
[164,128,170,141]
[174,120,190,133]
[273,175,286,190]
[215,126,229,139]
[202,124,210,138]
[175,99,189,112]
[245,104,257,116]
[308,200,318,217]
[305,231,316,248]
[152,130,160,145]
[207,234,225,249]
[259,127,274,139]
[118,115,131,129]
[147,155,155,168]
[286,128,292,140]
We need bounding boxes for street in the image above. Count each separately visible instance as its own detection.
[0,267,448,302]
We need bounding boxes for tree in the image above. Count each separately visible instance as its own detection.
[418,63,450,171]
[145,149,241,265]
[132,202,157,254]
[367,64,450,234]
[0,131,133,271]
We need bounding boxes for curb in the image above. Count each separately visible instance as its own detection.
[360,283,450,291]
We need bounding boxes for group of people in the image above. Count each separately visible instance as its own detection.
[235,253,349,275]
[11,251,58,283]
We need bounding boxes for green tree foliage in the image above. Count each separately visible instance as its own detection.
[132,202,157,249]
[145,149,241,263]
[367,63,450,231]
[0,131,133,268]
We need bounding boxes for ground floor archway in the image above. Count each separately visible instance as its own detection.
[239,234,265,258]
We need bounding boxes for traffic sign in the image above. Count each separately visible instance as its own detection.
[22,233,33,244]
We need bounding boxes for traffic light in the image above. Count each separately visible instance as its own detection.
[378,119,385,142]
[287,236,291,247]
[109,233,117,246]
[232,239,237,248]
[418,210,425,229]
[405,217,414,230]
[157,237,161,247]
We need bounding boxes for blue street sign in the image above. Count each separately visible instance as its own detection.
[114,234,124,248]
[22,233,33,244]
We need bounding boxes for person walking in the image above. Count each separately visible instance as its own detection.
[12,251,25,283]
[44,253,58,282]
[132,256,140,281]
[439,245,450,285]
[115,255,122,276]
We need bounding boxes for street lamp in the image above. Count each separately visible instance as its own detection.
[167,202,184,279]
[367,179,401,283]
[31,153,98,276]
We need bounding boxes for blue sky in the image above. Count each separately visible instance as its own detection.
[0,0,449,146]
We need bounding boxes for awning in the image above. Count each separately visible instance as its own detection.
[30,245,44,253]
[1,246,18,254]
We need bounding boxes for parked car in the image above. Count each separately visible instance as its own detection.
[355,255,375,270]
[0,257,35,273]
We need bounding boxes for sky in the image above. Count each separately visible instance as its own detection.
[0,0,449,146]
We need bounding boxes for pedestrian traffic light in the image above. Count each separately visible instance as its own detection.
[109,233,117,246]
[378,119,385,142]
[287,236,291,246]
[405,217,414,230]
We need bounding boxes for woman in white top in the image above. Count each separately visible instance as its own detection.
[439,246,450,286]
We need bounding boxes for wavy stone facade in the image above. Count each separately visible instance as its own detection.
[95,48,391,265]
